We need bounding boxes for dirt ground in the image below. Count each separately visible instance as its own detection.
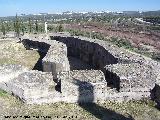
[66,23,160,49]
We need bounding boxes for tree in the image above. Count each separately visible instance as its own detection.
[5,22,10,32]
[35,20,39,33]
[57,24,64,32]
[21,21,25,35]
[28,18,32,33]
[1,21,6,36]
[14,14,20,37]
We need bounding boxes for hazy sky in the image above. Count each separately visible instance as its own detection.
[0,0,159,17]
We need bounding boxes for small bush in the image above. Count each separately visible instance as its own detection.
[0,89,8,97]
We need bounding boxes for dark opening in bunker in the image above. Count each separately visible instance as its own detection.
[104,70,120,91]
[22,39,50,71]
[51,36,118,70]
[33,51,47,71]
[22,37,121,91]
[68,56,95,70]
[51,36,120,91]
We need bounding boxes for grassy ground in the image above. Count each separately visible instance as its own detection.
[0,40,40,69]
[0,89,160,120]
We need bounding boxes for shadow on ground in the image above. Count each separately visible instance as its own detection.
[73,79,134,120]
[33,51,47,71]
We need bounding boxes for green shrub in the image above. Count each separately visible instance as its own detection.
[0,89,8,97]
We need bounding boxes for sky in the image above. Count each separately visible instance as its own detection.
[0,0,160,17]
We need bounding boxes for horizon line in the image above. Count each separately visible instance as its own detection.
[0,9,160,18]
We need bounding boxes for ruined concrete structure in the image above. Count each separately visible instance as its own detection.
[0,33,160,105]
[22,38,70,79]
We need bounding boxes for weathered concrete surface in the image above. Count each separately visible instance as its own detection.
[43,44,69,78]
[0,33,160,104]
[0,65,28,93]
[51,34,160,92]
[51,35,119,71]
[22,38,70,79]
[59,70,151,103]
[0,64,151,104]
[0,65,63,104]
[59,70,108,103]
[105,63,156,92]
[8,71,57,104]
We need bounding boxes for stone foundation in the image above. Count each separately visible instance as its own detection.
[22,38,70,79]
[105,63,156,92]
[59,70,107,103]
[51,34,160,91]
[0,33,159,104]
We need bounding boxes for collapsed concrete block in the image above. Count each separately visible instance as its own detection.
[59,70,108,103]
[105,63,156,92]
[5,71,57,104]
[0,65,28,93]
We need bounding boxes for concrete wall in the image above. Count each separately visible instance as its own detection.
[52,36,118,71]
[51,35,160,95]
[105,63,157,92]
[59,70,109,103]
[0,64,63,104]
[58,70,151,103]
[22,39,70,79]
[1,34,159,104]
[51,36,120,87]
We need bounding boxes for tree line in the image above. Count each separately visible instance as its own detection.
[0,14,64,37]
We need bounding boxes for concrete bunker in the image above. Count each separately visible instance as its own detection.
[51,36,120,90]
[22,36,121,91]
[0,34,159,104]
[22,38,70,80]
[18,35,158,101]
[52,36,118,69]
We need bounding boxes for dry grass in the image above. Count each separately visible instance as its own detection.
[0,89,160,120]
[0,40,40,69]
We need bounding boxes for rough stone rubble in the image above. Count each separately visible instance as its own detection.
[0,33,160,105]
